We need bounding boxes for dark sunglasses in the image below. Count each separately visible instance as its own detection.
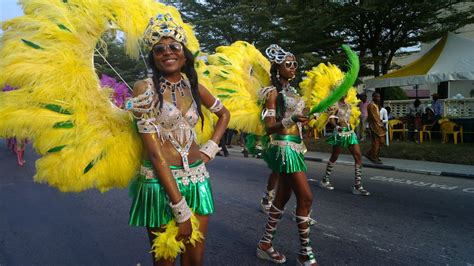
[284,60,298,69]
[153,42,183,55]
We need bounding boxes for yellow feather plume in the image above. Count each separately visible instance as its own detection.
[151,214,204,261]
[0,0,205,192]
[203,41,271,135]
[300,63,360,130]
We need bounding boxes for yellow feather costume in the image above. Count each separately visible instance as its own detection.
[300,63,360,130]
[0,0,211,260]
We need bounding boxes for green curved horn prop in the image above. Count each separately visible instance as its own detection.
[308,44,360,115]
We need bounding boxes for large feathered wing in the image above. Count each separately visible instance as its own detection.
[0,0,200,192]
[204,41,271,135]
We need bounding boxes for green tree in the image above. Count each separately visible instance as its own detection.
[94,36,147,87]
[329,1,474,77]
[174,0,474,79]
[384,87,408,100]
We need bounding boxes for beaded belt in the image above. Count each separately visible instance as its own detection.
[271,140,307,154]
[140,163,209,186]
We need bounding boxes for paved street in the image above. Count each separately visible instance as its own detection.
[1,142,474,265]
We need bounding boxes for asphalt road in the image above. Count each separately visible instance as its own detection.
[1,141,473,265]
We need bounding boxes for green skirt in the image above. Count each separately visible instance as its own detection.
[326,127,359,148]
[264,134,307,173]
[128,160,214,228]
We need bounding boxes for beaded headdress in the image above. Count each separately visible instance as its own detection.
[143,13,187,51]
[265,44,294,64]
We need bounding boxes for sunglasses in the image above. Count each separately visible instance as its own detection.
[284,60,298,69]
[152,42,183,55]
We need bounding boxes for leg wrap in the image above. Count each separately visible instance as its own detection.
[323,161,336,182]
[295,213,317,264]
[354,164,362,187]
[260,204,284,244]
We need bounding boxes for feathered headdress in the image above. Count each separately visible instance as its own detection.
[143,13,187,50]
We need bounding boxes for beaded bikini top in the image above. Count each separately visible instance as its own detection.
[135,78,199,170]
[259,84,305,137]
[330,101,352,128]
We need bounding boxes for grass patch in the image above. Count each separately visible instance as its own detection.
[304,138,474,165]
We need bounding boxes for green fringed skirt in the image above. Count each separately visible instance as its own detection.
[326,127,359,148]
[264,134,307,173]
[128,160,214,228]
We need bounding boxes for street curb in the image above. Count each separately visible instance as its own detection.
[227,148,474,178]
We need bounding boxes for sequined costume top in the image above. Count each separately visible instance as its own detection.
[328,101,352,129]
[131,78,199,171]
[259,84,305,137]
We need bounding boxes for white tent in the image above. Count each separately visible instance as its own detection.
[365,33,474,88]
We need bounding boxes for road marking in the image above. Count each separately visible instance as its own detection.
[370,176,474,194]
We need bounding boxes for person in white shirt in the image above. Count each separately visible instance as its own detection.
[379,106,389,146]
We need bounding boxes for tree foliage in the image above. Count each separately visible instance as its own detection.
[94,36,147,88]
[172,0,474,78]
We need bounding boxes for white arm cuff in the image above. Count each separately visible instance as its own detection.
[199,140,221,160]
[209,98,224,113]
[169,197,192,223]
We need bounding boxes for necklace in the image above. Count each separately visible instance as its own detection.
[282,83,298,95]
[159,77,187,107]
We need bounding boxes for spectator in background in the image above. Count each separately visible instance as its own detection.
[385,106,394,120]
[407,99,424,142]
[422,107,436,127]
[357,93,369,141]
[365,92,386,164]
[379,105,389,146]
[431,93,443,119]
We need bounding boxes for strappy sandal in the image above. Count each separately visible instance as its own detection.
[295,214,318,266]
[256,243,286,264]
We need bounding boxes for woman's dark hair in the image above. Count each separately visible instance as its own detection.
[148,43,204,127]
[270,63,286,120]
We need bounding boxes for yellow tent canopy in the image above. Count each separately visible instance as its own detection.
[366,33,474,88]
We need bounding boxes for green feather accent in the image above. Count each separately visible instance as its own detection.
[203,70,210,76]
[221,70,230,74]
[83,152,105,174]
[47,145,66,153]
[57,24,71,32]
[216,87,237,94]
[193,50,200,58]
[53,121,74,129]
[308,44,360,115]
[217,94,231,99]
[43,104,72,115]
[21,39,44,50]
[215,73,227,80]
[217,56,231,65]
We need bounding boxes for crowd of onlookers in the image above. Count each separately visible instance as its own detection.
[357,92,444,144]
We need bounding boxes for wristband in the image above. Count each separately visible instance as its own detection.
[199,140,220,160]
[169,197,192,223]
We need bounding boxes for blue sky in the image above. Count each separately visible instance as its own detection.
[0,0,23,21]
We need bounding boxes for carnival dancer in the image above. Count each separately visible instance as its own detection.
[256,44,317,265]
[318,95,371,196]
[127,14,230,265]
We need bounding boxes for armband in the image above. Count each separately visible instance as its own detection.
[169,197,192,223]
[199,140,221,160]
[125,87,156,113]
[209,98,224,113]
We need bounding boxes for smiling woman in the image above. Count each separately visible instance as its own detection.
[126,12,230,265]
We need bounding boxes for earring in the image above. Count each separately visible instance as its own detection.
[276,70,280,80]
